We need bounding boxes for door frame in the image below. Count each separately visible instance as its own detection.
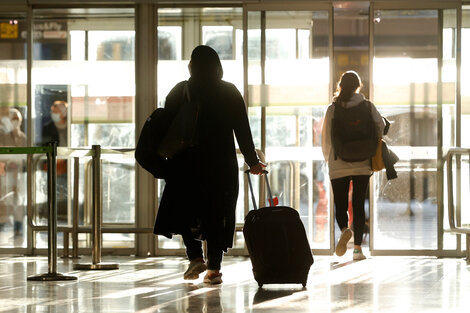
[242,2,335,256]
[369,1,463,258]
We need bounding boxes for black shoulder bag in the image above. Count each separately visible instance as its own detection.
[157,82,199,159]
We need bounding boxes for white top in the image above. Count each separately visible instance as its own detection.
[321,93,385,180]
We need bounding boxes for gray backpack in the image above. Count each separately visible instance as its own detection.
[331,100,378,162]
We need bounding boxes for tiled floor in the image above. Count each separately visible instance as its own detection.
[1,253,469,313]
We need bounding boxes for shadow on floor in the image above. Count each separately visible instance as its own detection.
[253,287,305,305]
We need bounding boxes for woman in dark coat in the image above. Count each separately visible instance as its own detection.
[153,45,264,284]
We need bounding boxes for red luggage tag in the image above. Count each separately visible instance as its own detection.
[268,196,279,206]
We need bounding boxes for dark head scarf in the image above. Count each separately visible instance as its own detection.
[189,45,223,82]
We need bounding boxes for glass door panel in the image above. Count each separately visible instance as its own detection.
[246,10,262,149]
[247,9,331,250]
[372,10,440,251]
[454,5,470,254]
[157,8,243,108]
[156,7,244,252]
[0,13,27,248]
[32,8,136,249]
[441,9,459,252]
[463,6,470,150]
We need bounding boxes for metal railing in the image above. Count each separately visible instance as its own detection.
[446,147,470,263]
[28,146,152,268]
[20,145,135,271]
[60,147,267,261]
[28,146,93,258]
[57,146,151,269]
[2,144,268,270]
[73,145,119,270]
[0,144,77,281]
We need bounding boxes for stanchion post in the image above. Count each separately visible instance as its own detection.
[49,142,57,272]
[74,145,118,270]
[28,142,77,281]
[467,234,470,264]
[72,157,80,258]
[92,144,102,264]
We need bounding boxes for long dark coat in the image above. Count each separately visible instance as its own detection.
[153,79,259,251]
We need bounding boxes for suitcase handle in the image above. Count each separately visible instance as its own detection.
[244,169,274,210]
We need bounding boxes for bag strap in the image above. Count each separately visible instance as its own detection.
[166,81,190,119]
[332,102,338,160]
[364,99,382,140]
[182,81,199,120]
[183,81,191,103]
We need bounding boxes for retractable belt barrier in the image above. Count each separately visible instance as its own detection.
[72,146,158,270]
[73,145,119,270]
[0,143,77,281]
[446,148,470,263]
[30,145,151,271]
[30,146,153,262]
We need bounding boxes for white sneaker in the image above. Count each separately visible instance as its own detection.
[335,228,352,256]
[353,249,366,261]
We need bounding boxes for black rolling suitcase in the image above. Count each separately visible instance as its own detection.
[243,170,314,288]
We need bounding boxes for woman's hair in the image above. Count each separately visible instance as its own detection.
[333,70,362,104]
[190,45,223,81]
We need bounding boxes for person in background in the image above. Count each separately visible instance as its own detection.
[321,71,384,260]
[0,108,26,238]
[42,100,68,147]
[153,45,265,285]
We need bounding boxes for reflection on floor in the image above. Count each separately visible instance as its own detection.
[0,254,469,313]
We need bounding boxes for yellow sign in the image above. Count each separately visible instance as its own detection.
[0,23,18,39]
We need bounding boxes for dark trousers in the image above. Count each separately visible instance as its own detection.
[331,175,370,245]
[182,233,223,270]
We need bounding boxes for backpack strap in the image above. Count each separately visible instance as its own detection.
[331,101,349,161]
[183,80,191,103]
[332,102,338,160]
[168,81,189,117]
[363,99,381,138]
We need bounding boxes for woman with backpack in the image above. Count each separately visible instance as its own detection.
[321,71,385,260]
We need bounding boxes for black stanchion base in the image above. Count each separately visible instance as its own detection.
[27,272,78,281]
[73,262,119,270]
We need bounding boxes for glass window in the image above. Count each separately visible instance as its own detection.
[157,7,243,109]
[158,26,182,60]
[457,6,470,252]
[32,8,136,249]
[203,26,233,60]
[462,7,470,148]
[0,13,27,248]
[373,10,439,250]
[88,31,135,61]
[157,7,244,251]
[248,10,331,249]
